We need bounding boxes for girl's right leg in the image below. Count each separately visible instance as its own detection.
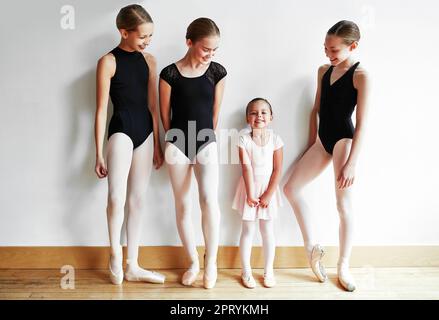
[240,220,257,288]
[106,133,133,280]
[283,138,331,281]
[259,219,276,287]
[165,142,199,285]
[283,138,331,257]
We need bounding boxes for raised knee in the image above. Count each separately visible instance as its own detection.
[283,183,292,196]
[283,182,300,201]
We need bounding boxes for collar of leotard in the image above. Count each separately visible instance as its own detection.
[115,46,139,55]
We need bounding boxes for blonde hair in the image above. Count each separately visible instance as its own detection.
[186,17,220,43]
[327,20,360,45]
[116,4,153,31]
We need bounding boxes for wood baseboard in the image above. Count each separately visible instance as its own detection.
[0,246,437,269]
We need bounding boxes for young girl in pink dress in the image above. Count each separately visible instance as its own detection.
[232,98,284,289]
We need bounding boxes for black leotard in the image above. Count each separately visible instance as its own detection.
[318,62,360,155]
[107,46,153,149]
[160,62,227,160]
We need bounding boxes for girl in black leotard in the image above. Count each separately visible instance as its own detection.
[159,18,227,289]
[94,4,165,285]
[284,21,370,292]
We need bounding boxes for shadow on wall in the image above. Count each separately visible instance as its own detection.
[62,65,103,245]
[278,76,315,185]
[61,28,116,244]
[219,105,248,246]
[276,76,315,241]
[57,0,129,245]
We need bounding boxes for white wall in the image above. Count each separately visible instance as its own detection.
[1,0,438,246]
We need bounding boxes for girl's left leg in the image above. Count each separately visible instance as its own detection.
[332,138,356,291]
[124,134,165,283]
[260,219,276,287]
[193,142,221,289]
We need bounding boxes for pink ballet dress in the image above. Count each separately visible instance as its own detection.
[232,130,284,221]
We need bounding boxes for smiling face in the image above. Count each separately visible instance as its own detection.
[324,34,357,66]
[246,100,273,129]
[121,22,154,52]
[187,36,220,65]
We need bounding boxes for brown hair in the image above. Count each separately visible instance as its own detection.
[327,20,361,45]
[186,17,220,42]
[246,98,273,116]
[116,4,153,31]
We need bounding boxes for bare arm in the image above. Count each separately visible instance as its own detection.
[259,147,283,208]
[338,69,371,188]
[144,53,164,169]
[346,69,370,166]
[239,146,259,207]
[94,54,115,177]
[144,54,161,148]
[212,78,226,130]
[159,79,172,133]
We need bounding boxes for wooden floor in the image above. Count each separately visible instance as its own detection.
[1,267,438,300]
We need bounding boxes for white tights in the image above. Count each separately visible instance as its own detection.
[106,133,154,273]
[240,219,276,277]
[165,142,221,276]
[283,137,355,266]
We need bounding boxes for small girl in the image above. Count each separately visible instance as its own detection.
[232,98,284,288]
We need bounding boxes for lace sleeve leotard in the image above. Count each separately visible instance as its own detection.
[160,62,227,160]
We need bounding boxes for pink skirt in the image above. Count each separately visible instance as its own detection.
[232,176,284,221]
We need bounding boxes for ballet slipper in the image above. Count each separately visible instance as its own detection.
[181,253,200,286]
[109,260,123,285]
[108,246,123,285]
[338,263,356,292]
[203,254,217,289]
[310,244,328,282]
[241,273,256,289]
[181,269,199,286]
[124,260,165,284]
[263,273,276,288]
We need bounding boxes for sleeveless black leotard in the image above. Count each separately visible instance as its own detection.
[107,46,153,149]
[160,62,227,160]
[318,62,360,155]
